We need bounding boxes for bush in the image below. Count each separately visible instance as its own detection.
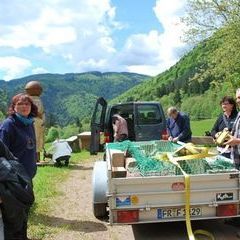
[45,127,59,143]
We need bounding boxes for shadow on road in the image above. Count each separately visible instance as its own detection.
[30,213,107,233]
[132,221,187,240]
[131,219,240,240]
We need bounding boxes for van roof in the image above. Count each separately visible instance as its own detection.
[111,101,161,107]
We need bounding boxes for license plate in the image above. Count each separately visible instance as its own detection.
[157,207,202,219]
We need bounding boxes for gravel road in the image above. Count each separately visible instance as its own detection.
[42,161,240,240]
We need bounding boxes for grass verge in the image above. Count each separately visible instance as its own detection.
[29,150,102,239]
[29,166,70,239]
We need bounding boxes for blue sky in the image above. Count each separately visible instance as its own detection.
[0,0,187,81]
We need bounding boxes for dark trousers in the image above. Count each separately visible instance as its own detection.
[4,206,29,240]
[55,155,70,167]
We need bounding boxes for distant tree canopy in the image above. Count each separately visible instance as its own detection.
[183,0,240,43]
[183,0,240,89]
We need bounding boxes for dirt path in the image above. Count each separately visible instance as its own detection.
[40,161,240,240]
[42,162,134,240]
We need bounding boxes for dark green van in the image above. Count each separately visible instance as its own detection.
[90,97,167,154]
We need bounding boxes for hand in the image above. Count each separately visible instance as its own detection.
[224,136,240,146]
[172,137,179,143]
[168,136,173,141]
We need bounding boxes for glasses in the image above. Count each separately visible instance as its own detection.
[16,102,31,106]
[221,102,230,105]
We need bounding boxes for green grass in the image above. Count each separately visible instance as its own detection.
[28,149,100,239]
[191,119,215,136]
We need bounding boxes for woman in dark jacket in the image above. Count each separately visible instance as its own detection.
[211,96,238,158]
[0,93,38,240]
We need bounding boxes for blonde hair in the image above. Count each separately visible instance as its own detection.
[167,106,178,116]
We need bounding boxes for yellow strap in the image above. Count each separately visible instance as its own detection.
[172,153,216,162]
[170,160,215,240]
[194,230,215,239]
[182,168,195,240]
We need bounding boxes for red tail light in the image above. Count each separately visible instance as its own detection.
[161,129,169,140]
[216,204,238,217]
[104,132,110,143]
[117,210,139,223]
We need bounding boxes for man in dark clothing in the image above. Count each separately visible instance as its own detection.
[166,107,192,143]
[0,140,34,240]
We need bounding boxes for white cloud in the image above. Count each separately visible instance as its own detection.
[0,0,188,79]
[0,56,32,80]
[31,67,48,75]
[117,0,188,76]
[0,0,119,79]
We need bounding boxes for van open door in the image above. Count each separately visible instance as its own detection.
[90,97,107,155]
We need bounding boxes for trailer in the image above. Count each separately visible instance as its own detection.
[92,140,240,227]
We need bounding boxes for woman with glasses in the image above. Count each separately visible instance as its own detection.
[211,96,238,158]
[0,93,38,240]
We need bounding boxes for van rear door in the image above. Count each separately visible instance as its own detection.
[90,97,107,154]
[134,103,166,141]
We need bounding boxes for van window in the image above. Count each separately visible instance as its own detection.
[136,104,162,125]
[95,104,104,125]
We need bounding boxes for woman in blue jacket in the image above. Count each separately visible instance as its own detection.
[0,93,38,240]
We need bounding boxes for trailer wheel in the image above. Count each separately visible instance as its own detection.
[92,161,108,220]
[93,203,107,219]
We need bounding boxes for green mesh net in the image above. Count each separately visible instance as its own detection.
[106,141,237,176]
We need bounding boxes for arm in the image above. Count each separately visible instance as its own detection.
[113,120,120,137]
[177,115,191,141]
[66,142,72,153]
[225,136,240,146]
[210,116,221,138]
[166,118,173,140]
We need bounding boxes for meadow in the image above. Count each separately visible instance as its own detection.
[191,119,215,136]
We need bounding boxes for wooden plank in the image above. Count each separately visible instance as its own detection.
[191,136,214,145]
[112,167,127,178]
[109,149,125,167]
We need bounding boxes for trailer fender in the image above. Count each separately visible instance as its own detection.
[92,161,108,204]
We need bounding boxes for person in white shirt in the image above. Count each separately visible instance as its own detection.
[50,138,72,167]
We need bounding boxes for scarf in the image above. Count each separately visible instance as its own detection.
[15,113,34,126]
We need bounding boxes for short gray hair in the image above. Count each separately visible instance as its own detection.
[167,106,178,116]
[236,88,240,94]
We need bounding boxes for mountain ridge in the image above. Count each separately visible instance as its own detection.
[0,71,150,125]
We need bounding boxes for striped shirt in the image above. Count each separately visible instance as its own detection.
[231,112,240,168]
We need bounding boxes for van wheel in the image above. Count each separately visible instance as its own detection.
[93,203,107,219]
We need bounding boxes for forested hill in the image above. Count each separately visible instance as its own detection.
[113,33,238,120]
[0,72,150,125]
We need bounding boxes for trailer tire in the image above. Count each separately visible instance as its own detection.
[92,161,108,219]
[93,203,107,219]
